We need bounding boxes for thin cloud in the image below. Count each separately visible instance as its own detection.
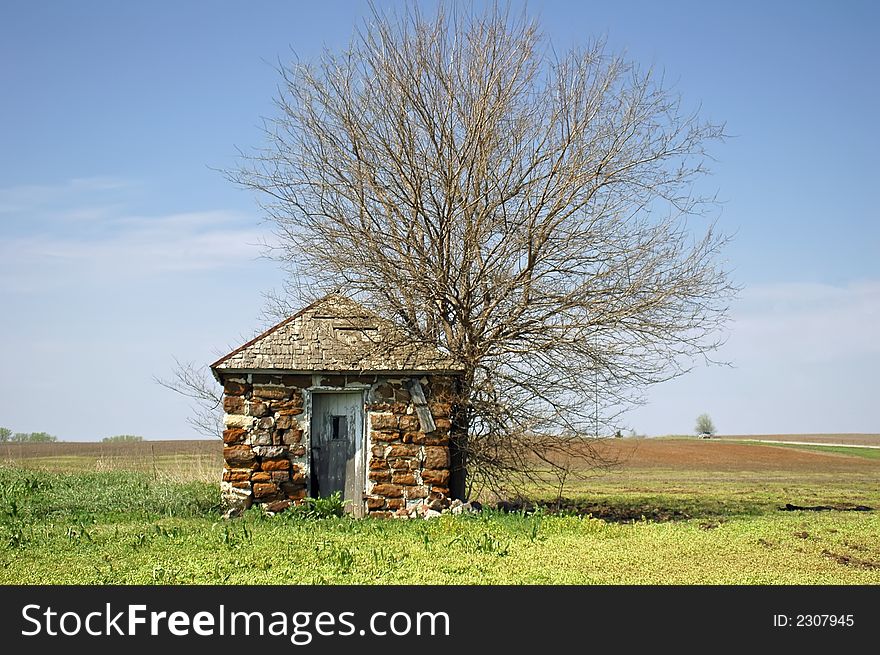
[0,177,269,293]
[0,177,131,215]
[730,280,880,362]
[2,210,265,293]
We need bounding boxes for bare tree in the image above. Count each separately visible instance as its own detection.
[155,359,223,439]
[230,3,735,497]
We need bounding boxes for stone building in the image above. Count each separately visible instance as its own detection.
[210,295,464,517]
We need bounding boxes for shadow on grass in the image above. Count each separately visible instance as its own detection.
[494,494,787,522]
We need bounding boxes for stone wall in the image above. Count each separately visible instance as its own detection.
[364,376,455,518]
[218,372,456,517]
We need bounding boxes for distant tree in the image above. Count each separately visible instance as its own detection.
[102,435,144,443]
[0,427,11,442]
[11,432,58,443]
[695,413,716,437]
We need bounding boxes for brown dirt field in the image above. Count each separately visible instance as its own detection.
[715,433,880,446]
[592,438,880,473]
[0,439,219,461]
[3,437,878,477]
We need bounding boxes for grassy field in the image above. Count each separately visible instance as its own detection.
[714,433,880,446]
[755,443,880,460]
[0,440,222,481]
[1,437,878,584]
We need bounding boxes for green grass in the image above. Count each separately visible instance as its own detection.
[765,443,880,460]
[1,465,878,584]
[0,467,219,523]
[528,466,880,517]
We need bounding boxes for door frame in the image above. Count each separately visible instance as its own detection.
[306,389,367,517]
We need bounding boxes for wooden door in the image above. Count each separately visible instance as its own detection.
[310,392,364,516]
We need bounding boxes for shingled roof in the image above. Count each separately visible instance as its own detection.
[211,295,464,374]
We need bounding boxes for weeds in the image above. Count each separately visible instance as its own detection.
[369,545,406,577]
[527,513,544,543]
[287,492,346,519]
[65,523,92,542]
[450,531,511,557]
[217,523,252,548]
[315,540,355,574]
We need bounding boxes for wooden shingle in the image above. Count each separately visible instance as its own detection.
[211,295,463,374]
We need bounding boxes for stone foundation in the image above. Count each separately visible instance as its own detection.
[218,372,456,517]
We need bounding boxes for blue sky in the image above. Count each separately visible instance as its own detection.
[1,1,877,440]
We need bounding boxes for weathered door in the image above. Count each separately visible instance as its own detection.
[310,392,365,516]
